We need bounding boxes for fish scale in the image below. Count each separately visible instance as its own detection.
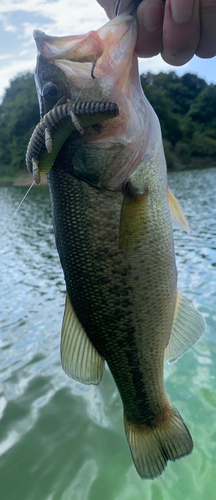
[48,165,175,425]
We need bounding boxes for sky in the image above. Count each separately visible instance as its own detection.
[0,0,216,102]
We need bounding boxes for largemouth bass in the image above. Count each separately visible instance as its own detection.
[31,1,205,479]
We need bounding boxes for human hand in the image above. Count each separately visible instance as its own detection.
[97,0,216,65]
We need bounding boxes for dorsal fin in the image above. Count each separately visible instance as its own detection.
[167,186,190,233]
[61,293,105,384]
[165,290,206,364]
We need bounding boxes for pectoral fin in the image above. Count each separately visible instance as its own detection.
[165,290,206,364]
[167,186,190,233]
[119,181,148,250]
[61,293,105,384]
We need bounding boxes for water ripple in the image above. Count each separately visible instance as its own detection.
[0,170,216,500]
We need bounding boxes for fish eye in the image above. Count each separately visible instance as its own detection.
[42,81,65,104]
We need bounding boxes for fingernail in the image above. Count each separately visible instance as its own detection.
[171,0,194,24]
[141,1,164,33]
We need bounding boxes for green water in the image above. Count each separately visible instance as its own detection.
[0,168,216,500]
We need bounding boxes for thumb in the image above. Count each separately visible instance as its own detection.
[96,0,132,18]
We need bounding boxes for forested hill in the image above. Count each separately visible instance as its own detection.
[0,74,39,178]
[0,71,216,179]
[141,72,216,170]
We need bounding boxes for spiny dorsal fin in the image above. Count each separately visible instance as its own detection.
[165,290,206,364]
[61,293,105,384]
[167,186,190,233]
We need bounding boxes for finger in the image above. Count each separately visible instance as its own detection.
[96,0,131,18]
[196,0,216,57]
[134,0,165,57]
[96,0,117,18]
[118,0,135,14]
[162,0,200,66]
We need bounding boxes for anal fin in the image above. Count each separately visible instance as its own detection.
[61,293,105,384]
[165,290,206,364]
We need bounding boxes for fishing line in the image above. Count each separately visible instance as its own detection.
[1,55,93,240]
[75,74,92,103]
[0,180,35,239]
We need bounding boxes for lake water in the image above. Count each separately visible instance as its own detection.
[0,168,216,500]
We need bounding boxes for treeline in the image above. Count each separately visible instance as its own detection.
[141,72,216,169]
[0,73,39,177]
[0,71,216,178]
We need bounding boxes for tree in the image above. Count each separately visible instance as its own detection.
[0,70,216,177]
[140,74,182,145]
[141,71,216,169]
[188,85,216,126]
[0,73,39,177]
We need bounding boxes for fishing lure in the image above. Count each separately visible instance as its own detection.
[26,100,119,184]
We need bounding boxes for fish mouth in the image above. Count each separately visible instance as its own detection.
[33,12,137,93]
[33,8,147,190]
[33,29,104,63]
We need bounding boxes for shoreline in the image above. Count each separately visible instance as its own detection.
[1,164,216,187]
[14,175,48,186]
[0,175,48,187]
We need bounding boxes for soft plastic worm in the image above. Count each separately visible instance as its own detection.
[26,100,119,184]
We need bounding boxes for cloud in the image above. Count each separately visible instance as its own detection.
[19,49,30,56]
[0,13,17,33]
[0,53,12,60]
[0,0,215,102]
[0,1,108,35]
[0,1,107,101]
[17,22,44,44]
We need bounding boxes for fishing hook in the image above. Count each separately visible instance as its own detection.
[91,61,97,79]
[115,0,121,15]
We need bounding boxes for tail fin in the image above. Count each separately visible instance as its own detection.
[124,405,193,480]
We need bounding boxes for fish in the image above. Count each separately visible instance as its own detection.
[31,0,205,480]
